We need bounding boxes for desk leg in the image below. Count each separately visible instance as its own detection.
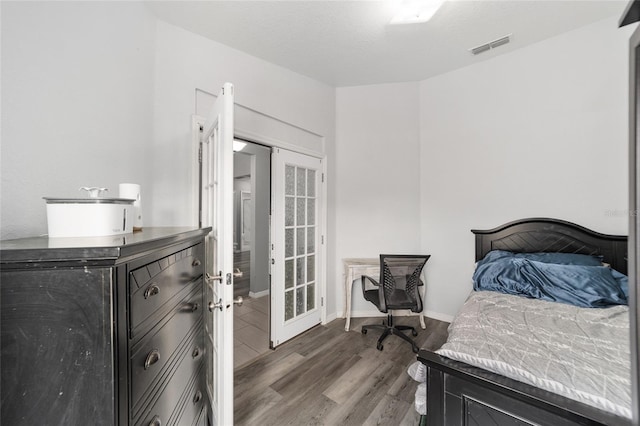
[344,272,353,331]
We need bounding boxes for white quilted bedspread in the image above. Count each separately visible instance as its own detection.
[436,291,631,419]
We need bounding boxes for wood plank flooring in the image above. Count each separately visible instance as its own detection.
[234,315,449,426]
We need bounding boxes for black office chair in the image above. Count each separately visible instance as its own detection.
[361,254,430,353]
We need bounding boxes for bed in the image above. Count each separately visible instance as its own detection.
[416,218,631,426]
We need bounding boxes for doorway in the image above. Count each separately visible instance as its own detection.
[232,140,272,368]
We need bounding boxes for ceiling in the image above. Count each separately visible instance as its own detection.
[147,1,627,87]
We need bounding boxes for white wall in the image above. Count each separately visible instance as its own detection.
[234,153,252,178]
[1,1,156,240]
[419,17,633,320]
[335,82,421,317]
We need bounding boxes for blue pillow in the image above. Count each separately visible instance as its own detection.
[478,250,603,267]
[473,257,628,308]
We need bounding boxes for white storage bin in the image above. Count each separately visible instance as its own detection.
[44,197,135,238]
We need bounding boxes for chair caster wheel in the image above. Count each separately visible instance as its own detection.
[412,330,418,337]
[361,329,367,334]
[376,343,383,351]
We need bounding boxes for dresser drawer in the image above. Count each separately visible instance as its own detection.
[130,244,204,337]
[134,334,205,426]
[131,244,204,290]
[174,368,207,426]
[130,289,204,412]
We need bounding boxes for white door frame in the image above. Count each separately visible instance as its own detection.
[191,118,328,331]
[235,130,328,333]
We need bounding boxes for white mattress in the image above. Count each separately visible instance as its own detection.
[436,291,631,419]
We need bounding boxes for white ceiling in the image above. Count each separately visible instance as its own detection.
[147,1,627,87]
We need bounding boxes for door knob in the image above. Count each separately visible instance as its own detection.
[205,272,223,283]
[233,296,243,306]
[208,298,223,311]
[233,268,243,278]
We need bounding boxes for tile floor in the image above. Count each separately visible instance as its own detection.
[234,294,271,368]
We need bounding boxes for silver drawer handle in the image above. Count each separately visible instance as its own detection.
[193,390,203,404]
[143,283,160,299]
[144,349,160,370]
[148,415,161,426]
[192,258,201,267]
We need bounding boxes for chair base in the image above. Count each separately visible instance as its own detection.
[361,314,419,353]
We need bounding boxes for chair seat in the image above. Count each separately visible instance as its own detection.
[363,289,418,311]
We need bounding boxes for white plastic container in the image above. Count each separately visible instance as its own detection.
[118,183,143,230]
[44,197,135,238]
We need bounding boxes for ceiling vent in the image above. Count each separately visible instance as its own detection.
[469,34,511,55]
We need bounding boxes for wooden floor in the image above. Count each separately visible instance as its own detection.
[234,315,449,426]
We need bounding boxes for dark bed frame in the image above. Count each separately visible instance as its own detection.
[417,218,630,426]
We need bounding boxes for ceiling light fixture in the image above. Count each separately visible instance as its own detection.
[233,141,247,152]
[390,0,445,25]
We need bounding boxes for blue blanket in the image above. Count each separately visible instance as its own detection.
[473,253,628,308]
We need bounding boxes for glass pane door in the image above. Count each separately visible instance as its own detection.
[284,165,316,321]
[272,148,322,346]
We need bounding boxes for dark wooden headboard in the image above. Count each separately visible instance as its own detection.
[471,218,628,274]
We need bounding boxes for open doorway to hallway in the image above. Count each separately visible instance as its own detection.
[232,140,272,368]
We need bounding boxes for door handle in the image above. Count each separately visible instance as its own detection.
[233,268,243,278]
[233,296,243,307]
[205,272,223,283]
[208,298,223,311]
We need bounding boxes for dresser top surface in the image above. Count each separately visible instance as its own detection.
[0,227,210,264]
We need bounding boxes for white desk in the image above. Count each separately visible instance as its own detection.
[342,258,427,332]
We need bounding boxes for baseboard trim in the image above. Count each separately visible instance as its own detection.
[423,310,454,323]
[249,290,269,299]
[323,311,337,325]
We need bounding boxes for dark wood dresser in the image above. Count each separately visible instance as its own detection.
[0,227,211,426]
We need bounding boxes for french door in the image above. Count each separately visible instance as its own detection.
[201,83,235,426]
[271,148,323,347]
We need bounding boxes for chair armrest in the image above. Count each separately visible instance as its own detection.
[362,275,386,313]
[361,275,379,294]
[362,275,380,287]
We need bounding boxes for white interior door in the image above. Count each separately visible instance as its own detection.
[201,82,235,426]
[271,148,323,347]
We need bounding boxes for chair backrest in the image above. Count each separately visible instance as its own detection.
[379,254,430,313]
